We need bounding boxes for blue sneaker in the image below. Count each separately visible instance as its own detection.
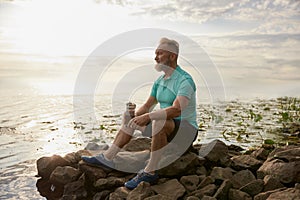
[81,154,115,169]
[125,170,159,189]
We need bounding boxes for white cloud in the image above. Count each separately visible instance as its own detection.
[105,0,300,35]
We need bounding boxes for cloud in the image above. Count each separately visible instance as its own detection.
[105,0,300,35]
[192,32,300,83]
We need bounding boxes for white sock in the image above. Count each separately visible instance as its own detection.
[103,144,121,161]
[144,151,161,174]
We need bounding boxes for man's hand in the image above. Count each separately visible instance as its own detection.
[128,113,151,129]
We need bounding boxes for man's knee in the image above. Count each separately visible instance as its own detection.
[152,119,174,136]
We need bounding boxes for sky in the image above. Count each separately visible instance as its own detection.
[0,0,299,100]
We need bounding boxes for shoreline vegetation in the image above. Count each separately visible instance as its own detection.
[35,96,300,200]
[88,96,300,148]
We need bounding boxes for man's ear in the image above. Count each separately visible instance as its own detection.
[170,53,177,61]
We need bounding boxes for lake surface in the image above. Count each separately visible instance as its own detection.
[1,94,298,199]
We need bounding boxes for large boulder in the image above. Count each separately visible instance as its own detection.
[123,137,152,152]
[198,139,230,166]
[231,169,256,189]
[61,174,87,200]
[253,187,287,200]
[114,150,150,173]
[251,148,270,161]
[37,155,70,179]
[198,184,217,196]
[266,188,300,200]
[240,179,264,197]
[213,179,232,200]
[93,190,111,200]
[151,179,186,199]
[50,166,82,186]
[180,175,201,192]
[198,176,215,189]
[109,187,130,199]
[94,176,125,191]
[228,189,252,200]
[127,182,155,200]
[158,152,204,177]
[257,146,300,184]
[78,161,107,183]
[263,175,284,192]
[210,167,233,183]
[231,155,263,172]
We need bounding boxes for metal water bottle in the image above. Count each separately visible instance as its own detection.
[123,102,136,126]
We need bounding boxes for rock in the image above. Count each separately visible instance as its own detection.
[189,184,217,198]
[199,184,217,196]
[210,167,233,183]
[94,177,125,191]
[231,155,263,171]
[232,169,256,189]
[253,188,287,200]
[37,155,70,179]
[257,147,300,184]
[64,152,80,165]
[185,196,200,200]
[36,178,64,199]
[84,142,109,151]
[158,152,203,177]
[151,179,186,199]
[180,175,201,192]
[123,137,151,152]
[263,175,284,192]
[251,148,270,161]
[188,190,204,199]
[109,187,130,199]
[267,145,299,159]
[213,179,232,200]
[240,179,264,197]
[266,188,300,200]
[228,189,252,200]
[144,194,173,200]
[114,150,150,173]
[198,139,230,166]
[75,150,92,160]
[78,161,107,183]
[50,166,82,186]
[61,178,87,200]
[195,166,207,176]
[127,182,155,200]
[228,144,245,152]
[93,190,110,200]
[202,196,217,200]
[198,176,215,189]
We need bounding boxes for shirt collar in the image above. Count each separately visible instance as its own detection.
[167,65,180,80]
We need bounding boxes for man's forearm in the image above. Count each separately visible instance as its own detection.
[135,105,150,116]
[149,106,181,120]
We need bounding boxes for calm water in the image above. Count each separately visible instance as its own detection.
[1,93,297,199]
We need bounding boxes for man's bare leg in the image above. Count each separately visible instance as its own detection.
[144,119,175,173]
[103,126,134,160]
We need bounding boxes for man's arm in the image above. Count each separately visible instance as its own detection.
[135,96,157,116]
[149,95,189,120]
[129,96,190,128]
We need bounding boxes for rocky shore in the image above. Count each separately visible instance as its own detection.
[36,138,300,200]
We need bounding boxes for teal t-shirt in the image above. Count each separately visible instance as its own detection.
[150,66,197,129]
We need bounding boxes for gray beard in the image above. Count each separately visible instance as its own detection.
[155,63,171,72]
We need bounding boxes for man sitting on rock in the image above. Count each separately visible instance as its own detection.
[82,37,198,189]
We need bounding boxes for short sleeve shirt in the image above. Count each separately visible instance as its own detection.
[150,66,197,129]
